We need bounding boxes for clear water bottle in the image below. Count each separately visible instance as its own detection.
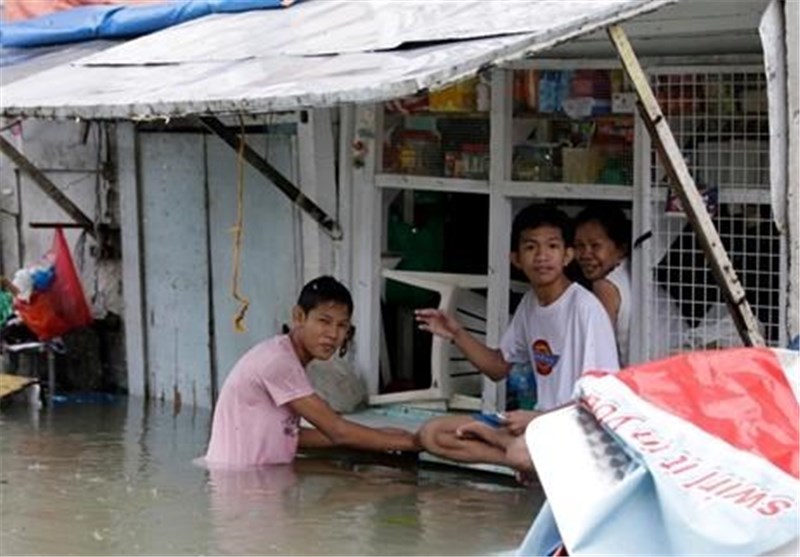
[507,362,537,410]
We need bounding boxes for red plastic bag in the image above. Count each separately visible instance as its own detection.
[14,229,92,340]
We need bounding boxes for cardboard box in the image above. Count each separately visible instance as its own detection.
[562,147,605,184]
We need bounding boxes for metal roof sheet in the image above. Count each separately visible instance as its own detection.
[0,40,119,85]
[0,0,676,120]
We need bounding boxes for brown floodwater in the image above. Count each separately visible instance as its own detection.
[0,398,544,555]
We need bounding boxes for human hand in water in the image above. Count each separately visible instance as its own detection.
[414,308,463,341]
[503,410,542,436]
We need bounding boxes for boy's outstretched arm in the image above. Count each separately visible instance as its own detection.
[415,308,511,380]
[290,393,421,453]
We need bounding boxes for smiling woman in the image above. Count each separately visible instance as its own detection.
[203,275,421,468]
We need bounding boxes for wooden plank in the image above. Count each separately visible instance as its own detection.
[375,174,490,194]
[117,122,148,398]
[484,68,513,413]
[298,108,337,281]
[498,181,634,201]
[0,373,37,399]
[140,133,211,408]
[608,24,765,347]
[630,111,651,365]
[786,0,800,345]
[351,104,382,396]
[336,104,356,285]
[0,133,95,238]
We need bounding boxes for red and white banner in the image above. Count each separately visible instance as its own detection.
[521,347,799,555]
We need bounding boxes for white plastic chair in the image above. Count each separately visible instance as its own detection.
[371,270,494,408]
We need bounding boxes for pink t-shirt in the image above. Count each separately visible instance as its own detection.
[205,335,315,467]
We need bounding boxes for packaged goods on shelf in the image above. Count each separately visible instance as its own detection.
[429,78,478,112]
[512,143,558,182]
[538,70,572,113]
[513,70,539,112]
[397,130,441,176]
[562,147,605,184]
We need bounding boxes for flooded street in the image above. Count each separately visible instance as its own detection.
[0,399,543,555]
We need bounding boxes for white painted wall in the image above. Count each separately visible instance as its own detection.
[133,127,311,408]
[139,133,211,407]
[0,119,125,388]
[206,132,301,389]
[0,120,121,317]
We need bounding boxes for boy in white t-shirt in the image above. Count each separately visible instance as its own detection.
[415,204,619,470]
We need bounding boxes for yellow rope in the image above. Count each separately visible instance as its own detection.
[231,118,250,332]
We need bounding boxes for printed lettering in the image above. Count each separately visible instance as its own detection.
[659,454,699,475]
[713,482,743,496]
[631,429,670,453]
[698,477,735,493]
[756,497,795,516]
[683,472,718,489]
[592,402,619,421]
[723,487,768,509]
[604,414,644,432]
[581,393,600,410]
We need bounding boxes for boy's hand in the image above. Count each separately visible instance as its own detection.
[382,428,422,452]
[414,308,462,341]
[457,420,516,450]
[503,410,542,436]
[456,420,499,443]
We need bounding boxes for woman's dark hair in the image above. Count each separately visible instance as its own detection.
[511,203,574,250]
[574,203,632,255]
[296,275,353,315]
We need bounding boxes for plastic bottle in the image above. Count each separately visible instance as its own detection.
[507,362,537,410]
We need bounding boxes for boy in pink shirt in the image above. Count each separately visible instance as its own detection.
[205,276,420,467]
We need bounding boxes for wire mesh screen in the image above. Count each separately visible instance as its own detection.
[646,69,782,360]
[381,78,491,179]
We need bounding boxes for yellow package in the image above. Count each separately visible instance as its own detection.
[429,77,478,112]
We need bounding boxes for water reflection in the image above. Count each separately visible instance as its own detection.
[1,398,543,555]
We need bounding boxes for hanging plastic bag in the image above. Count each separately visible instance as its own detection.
[13,229,92,340]
[519,347,799,556]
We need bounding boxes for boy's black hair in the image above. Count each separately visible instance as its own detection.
[297,275,353,315]
[511,203,574,251]
[574,203,632,255]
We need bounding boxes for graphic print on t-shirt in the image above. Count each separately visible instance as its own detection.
[532,339,560,376]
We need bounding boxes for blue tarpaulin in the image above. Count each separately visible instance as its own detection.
[0,0,294,48]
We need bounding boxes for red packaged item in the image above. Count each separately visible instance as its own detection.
[14,229,92,340]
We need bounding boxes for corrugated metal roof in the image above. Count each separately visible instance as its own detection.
[0,0,676,120]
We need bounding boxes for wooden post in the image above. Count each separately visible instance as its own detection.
[607,24,765,347]
[0,134,96,238]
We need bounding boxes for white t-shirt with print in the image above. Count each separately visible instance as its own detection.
[499,283,619,411]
